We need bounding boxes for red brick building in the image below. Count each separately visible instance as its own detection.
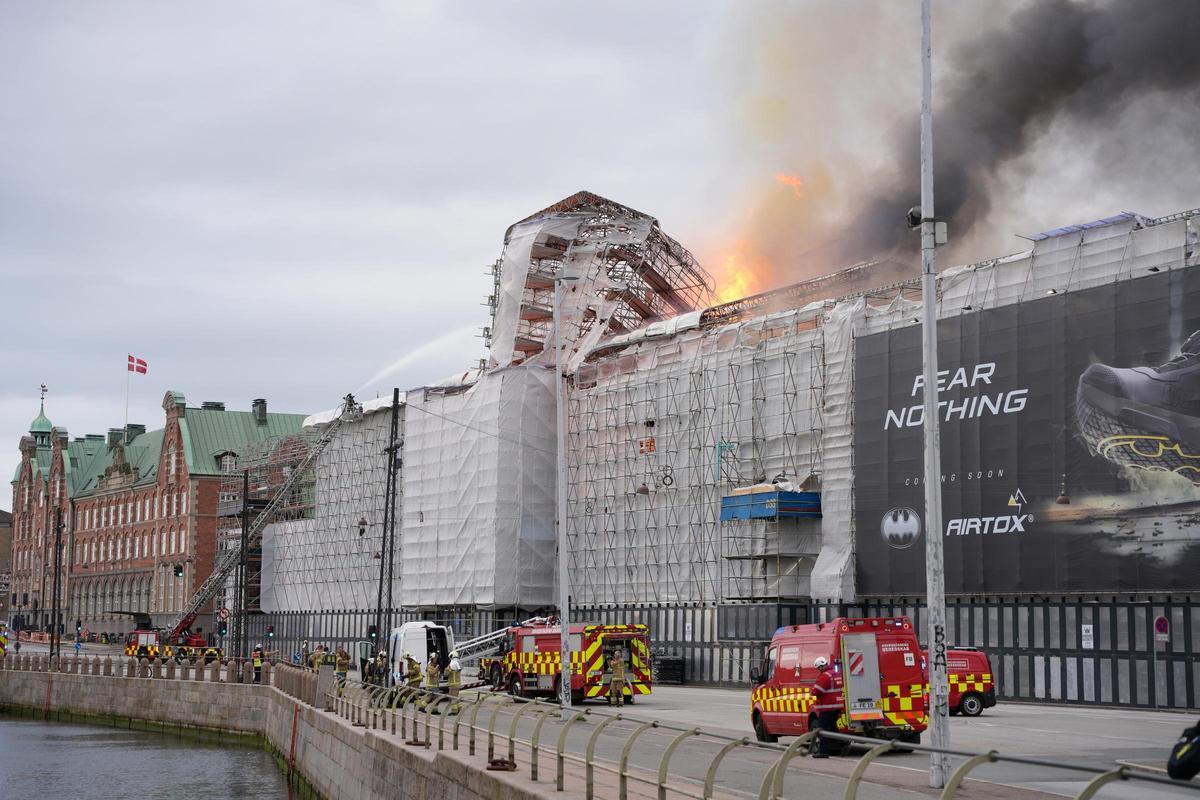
[10,391,304,636]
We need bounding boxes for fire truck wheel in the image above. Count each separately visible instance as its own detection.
[898,730,921,745]
[753,712,777,743]
[490,664,504,689]
[959,693,984,717]
[508,674,525,698]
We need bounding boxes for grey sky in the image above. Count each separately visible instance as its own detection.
[4,1,1197,506]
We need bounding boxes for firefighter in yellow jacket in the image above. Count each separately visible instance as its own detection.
[445,651,462,715]
[420,653,442,712]
[404,652,422,703]
[334,647,350,696]
[608,649,628,707]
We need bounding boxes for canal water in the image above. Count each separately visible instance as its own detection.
[0,717,292,799]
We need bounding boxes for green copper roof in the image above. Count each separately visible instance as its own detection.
[69,400,307,496]
[182,407,308,476]
[30,401,52,434]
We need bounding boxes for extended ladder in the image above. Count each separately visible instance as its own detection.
[452,616,553,662]
[166,394,364,639]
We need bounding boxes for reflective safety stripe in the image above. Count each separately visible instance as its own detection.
[948,672,993,693]
[751,685,818,714]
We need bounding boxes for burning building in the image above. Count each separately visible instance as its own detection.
[249,193,1200,709]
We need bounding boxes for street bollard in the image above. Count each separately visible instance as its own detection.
[126,658,136,678]
[103,656,113,677]
[49,655,59,672]
[165,659,176,680]
[262,661,272,686]
[208,658,221,682]
[242,661,254,684]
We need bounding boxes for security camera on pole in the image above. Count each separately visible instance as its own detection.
[915,0,952,787]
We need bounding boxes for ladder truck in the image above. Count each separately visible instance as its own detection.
[163,394,363,650]
[469,617,654,703]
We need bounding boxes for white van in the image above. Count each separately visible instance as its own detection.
[388,621,455,685]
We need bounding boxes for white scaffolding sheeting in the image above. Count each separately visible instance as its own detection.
[400,366,556,608]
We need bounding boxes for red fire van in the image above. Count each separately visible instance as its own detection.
[922,646,996,716]
[750,617,928,744]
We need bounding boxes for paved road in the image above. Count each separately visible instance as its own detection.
[621,685,1199,798]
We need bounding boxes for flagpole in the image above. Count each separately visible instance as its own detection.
[124,356,130,445]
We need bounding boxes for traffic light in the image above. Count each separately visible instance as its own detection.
[75,619,82,634]
[219,621,228,637]
[367,624,378,641]
[266,625,275,638]
[173,563,184,578]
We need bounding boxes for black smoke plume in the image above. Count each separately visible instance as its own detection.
[841,0,1200,265]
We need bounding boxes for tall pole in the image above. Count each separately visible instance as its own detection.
[554,276,573,720]
[239,469,250,660]
[919,0,951,787]
[50,507,63,659]
[375,389,401,643]
[383,388,401,639]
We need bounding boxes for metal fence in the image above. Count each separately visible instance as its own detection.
[236,594,1200,710]
[307,670,1200,800]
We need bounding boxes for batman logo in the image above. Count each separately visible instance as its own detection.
[881,507,922,549]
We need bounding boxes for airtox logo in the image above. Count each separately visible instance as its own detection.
[881,507,922,549]
[945,488,1033,536]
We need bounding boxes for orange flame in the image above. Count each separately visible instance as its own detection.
[713,240,769,304]
[774,172,804,198]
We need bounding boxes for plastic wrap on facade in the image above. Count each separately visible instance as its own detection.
[400,365,556,608]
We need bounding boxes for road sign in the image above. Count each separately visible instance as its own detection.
[1154,615,1169,643]
[1081,624,1094,650]
[218,607,231,621]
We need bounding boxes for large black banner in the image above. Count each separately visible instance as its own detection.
[855,269,1200,595]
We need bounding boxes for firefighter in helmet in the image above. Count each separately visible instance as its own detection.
[374,649,388,687]
[421,652,442,711]
[811,656,843,758]
[445,651,463,715]
[404,652,422,703]
[252,644,264,684]
[608,649,628,707]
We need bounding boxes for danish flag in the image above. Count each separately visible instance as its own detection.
[127,355,148,374]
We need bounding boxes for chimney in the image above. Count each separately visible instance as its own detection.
[201,401,226,411]
[252,398,267,425]
[106,428,124,449]
[125,423,146,440]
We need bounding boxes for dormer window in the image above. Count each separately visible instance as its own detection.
[219,452,239,474]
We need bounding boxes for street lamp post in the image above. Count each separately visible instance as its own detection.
[918,0,951,786]
[554,271,579,720]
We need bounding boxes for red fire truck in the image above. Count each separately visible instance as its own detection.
[120,612,221,664]
[922,645,996,716]
[750,617,928,745]
[480,621,653,704]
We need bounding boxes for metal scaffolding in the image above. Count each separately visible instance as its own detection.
[565,306,829,606]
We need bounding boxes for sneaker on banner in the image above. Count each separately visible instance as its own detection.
[1077,332,1200,483]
